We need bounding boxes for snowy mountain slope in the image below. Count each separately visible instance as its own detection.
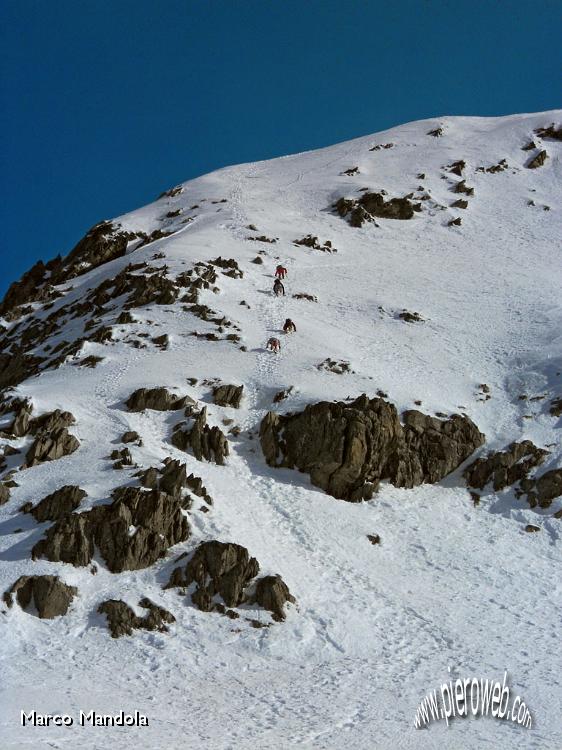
[0,111,561,749]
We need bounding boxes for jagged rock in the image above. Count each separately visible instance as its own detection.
[75,355,103,368]
[126,387,192,412]
[317,358,354,374]
[463,441,549,491]
[172,407,229,465]
[253,575,295,621]
[31,408,75,433]
[260,394,484,501]
[524,524,540,533]
[166,541,259,610]
[367,534,381,545]
[7,400,33,436]
[476,159,508,174]
[0,484,10,506]
[454,180,474,196]
[534,123,562,140]
[398,310,424,323]
[110,447,134,468]
[212,384,244,408]
[341,166,359,175]
[427,127,443,137]
[293,235,335,253]
[448,217,462,227]
[28,485,87,522]
[247,235,277,243]
[334,191,420,226]
[33,488,189,572]
[251,256,264,264]
[448,160,466,176]
[98,598,175,638]
[0,351,44,389]
[122,430,140,443]
[273,386,294,403]
[116,311,135,324]
[550,397,562,417]
[4,575,77,618]
[536,469,562,508]
[527,150,548,169]
[522,140,536,151]
[159,459,188,497]
[152,333,169,350]
[24,426,80,468]
[523,469,562,509]
[451,199,468,209]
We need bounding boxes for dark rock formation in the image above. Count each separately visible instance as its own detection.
[334,191,420,226]
[451,199,468,209]
[25,426,80,468]
[0,484,10,506]
[173,541,258,610]
[521,469,562,509]
[4,575,77,618]
[260,394,484,501]
[524,524,540,533]
[527,150,548,169]
[427,127,443,137]
[122,430,140,443]
[166,541,295,622]
[126,387,193,412]
[398,310,424,323]
[28,485,87,522]
[534,123,562,140]
[463,441,549,491]
[448,160,466,176]
[550,397,562,417]
[32,488,190,572]
[293,235,335,253]
[172,407,229,465]
[454,180,474,196]
[253,575,295,621]
[251,256,264,264]
[212,384,244,408]
[448,217,462,227]
[98,598,175,638]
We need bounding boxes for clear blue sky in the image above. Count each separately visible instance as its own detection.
[1,0,560,296]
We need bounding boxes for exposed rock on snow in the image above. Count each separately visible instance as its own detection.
[98,598,175,638]
[166,540,295,622]
[333,191,420,226]
[27,485,87,522]
[520,468,562,509]
[126,387,193,412]
[4,575,77,618]
[527,149,548,169]
[260,394,484,501]
[25,426,80,468]
[254,575,296,622]
[463,440,549,491]
[212,384,244,408]
[32,488,190,572]
[172,407,229,465]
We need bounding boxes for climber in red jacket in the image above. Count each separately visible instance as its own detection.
[275,265,288,280]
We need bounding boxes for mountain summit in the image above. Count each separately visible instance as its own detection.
[1,112,561,749]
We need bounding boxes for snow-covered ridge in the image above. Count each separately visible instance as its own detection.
[1,112,561,749]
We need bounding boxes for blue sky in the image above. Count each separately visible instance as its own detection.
[1,0,560,296]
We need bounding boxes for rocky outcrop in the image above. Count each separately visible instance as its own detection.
[28,485,87,522]
[126,387,193,412]
[167,541,259,611]
[534,123,562,140]
[172,407,229,465]
[0,484,10,506]
[527,150,548,169]
[334,191,420,226]
[166,541,295,622]
[260,394,484,501]
[212,384,244,408]
[122,430,140,443]
[463,441,549,491]
[293,235,336,253]
[32,488,190,572]
[4,575,77,618]
[254,575,296,622]
[550,397,562,417]
[521,469,562,509]
[98,598,175,638]
[25,426,80,467]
